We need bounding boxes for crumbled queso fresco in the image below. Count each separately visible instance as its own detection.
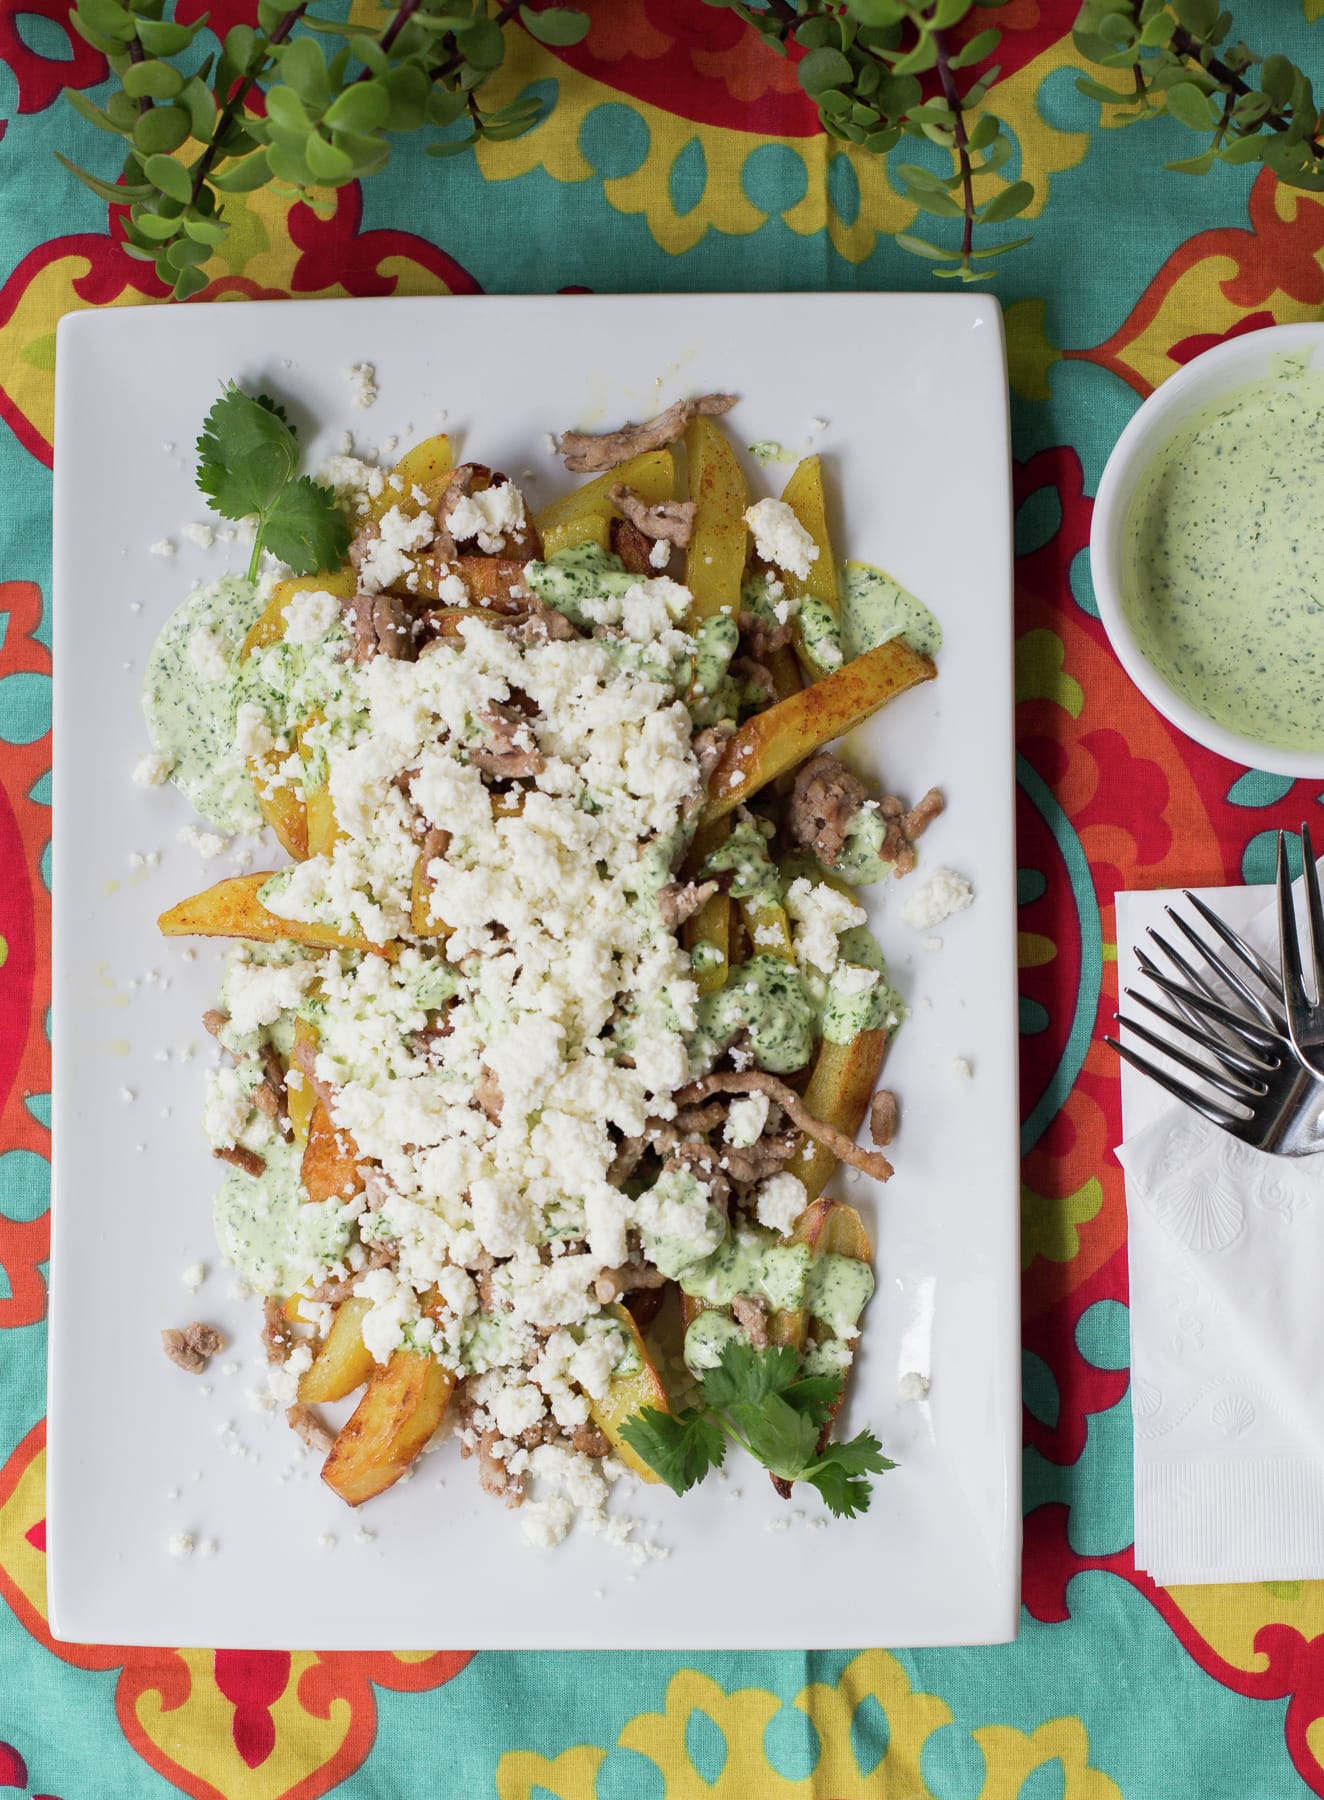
[145,423,921,1551]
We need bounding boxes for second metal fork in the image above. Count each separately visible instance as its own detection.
[1277,824,1324,1081]
[1107,888,1324,1157]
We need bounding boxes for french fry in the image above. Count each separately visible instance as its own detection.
[684,417,747,624]
[250,759,309,862]
[587,1304,671,1484]
[322,1348,456,1506]
[701,638,936,823]
[286,1017,320,1147]
[778,455,842,683]
[789,1028,889,1203]
[241,570,356,661]
[296,714,340,859]
[769,1197,873,1357]
[298,1297,375,1404]
[365,432,454,525]
[301,1099,365,1204]
[739,896,795,962]
[536,448,676,560]
[410,851,450,939]
[158,872,395,958]
[683,890,731,997]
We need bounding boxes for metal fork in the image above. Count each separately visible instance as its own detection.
[1276,825,1324,1080]
[1106,889,1324,1157]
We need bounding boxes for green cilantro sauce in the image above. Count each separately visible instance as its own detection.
[821,926,904,1046]
[1122,365,1324,749]
[143,575,266,832]
[799,595,843,670]
[840,561,942,661]
[677,1225,876,1374]
[689,955,816,1074]
[213,1136,355,1293]
[526,543,637,625]
[702,813,783,912]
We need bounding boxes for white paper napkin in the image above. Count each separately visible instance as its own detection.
[1117,874,1324,1585]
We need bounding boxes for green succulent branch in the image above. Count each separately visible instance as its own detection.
[57,0,1324,299]
[1073,0,1324,188]
[60,0,590,298]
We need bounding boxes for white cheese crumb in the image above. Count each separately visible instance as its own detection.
[743,498,818,581]
[952,1057,973,1079]
[199,1538,218,1556]
[167,1532,194,1558]
[898,1370,931,1402]
[234,702,274,761]
[521,1495,575,1549]
[648,538,670,570]
[187,628,228,683]
[182,1262,206,1291]
[755,1171,808,1236]
[725,1092,770,1148]
[785,877,866,975]
[810,416,829,432]
[178,824,227,859]
[282,588,341,644]
[318,1532,338,1549]
[446,481,527,555]
[348,362,378,408]
[181,522,215,549]
[150,538,176,558]
[120,1087,135,1104]
[133,752,173,787]
[902,869,974,931]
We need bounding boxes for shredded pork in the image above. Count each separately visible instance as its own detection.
[674,1070,894,1182]
[609,484,698,547]
[557,393,738,474]
[161,1321,224,1374]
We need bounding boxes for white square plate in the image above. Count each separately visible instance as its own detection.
[50,293,1019,1649]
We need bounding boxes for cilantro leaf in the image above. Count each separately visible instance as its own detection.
[197,385,298,521]
[619,1405,725,1497]
[780,1372,845,1429]
[801,1432,897,1520]
[196,382,348,582]
[264,474,351,575]
[728,1393,820,1480]
[702,1340,800,1408]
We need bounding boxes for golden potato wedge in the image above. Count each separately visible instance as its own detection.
[301,1099,365,1205]
[158,872,394,958]
[295,714,340,859]
[789,1028,889,1203]
[241,570,356,661]
[768,1196,873,1355]
[322,1348,455,1506]
[250,757,309,861]
[542,513,611,560]
[778,455,842,683]
[365,432,454,525]
[535,447,676,556]
[588,1304,671,1484]
[449,556,535,610]
[286,1017,320,1147]
[682,889,731,997]
[684,417,747,624]
[701,638,936,824]
[739,896,795,962]
[298,1297,376,1404]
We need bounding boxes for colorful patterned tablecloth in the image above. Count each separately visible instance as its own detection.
[5,1,1324,1793]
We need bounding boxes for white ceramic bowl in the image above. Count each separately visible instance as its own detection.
[1090,320,1324,777]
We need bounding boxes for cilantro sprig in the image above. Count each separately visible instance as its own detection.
[196,383,350,585]
[619,1341,895,1520]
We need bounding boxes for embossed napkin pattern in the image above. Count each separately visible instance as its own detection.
[1117,881,1324,1585]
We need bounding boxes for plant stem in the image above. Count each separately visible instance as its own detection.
[931,25,976,268]
[1168,23,1324,161]
[188,3,308,206]
[128,37,152,118]
[430,0,522,83]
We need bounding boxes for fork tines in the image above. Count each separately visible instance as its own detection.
[1106,892,1286,1138]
